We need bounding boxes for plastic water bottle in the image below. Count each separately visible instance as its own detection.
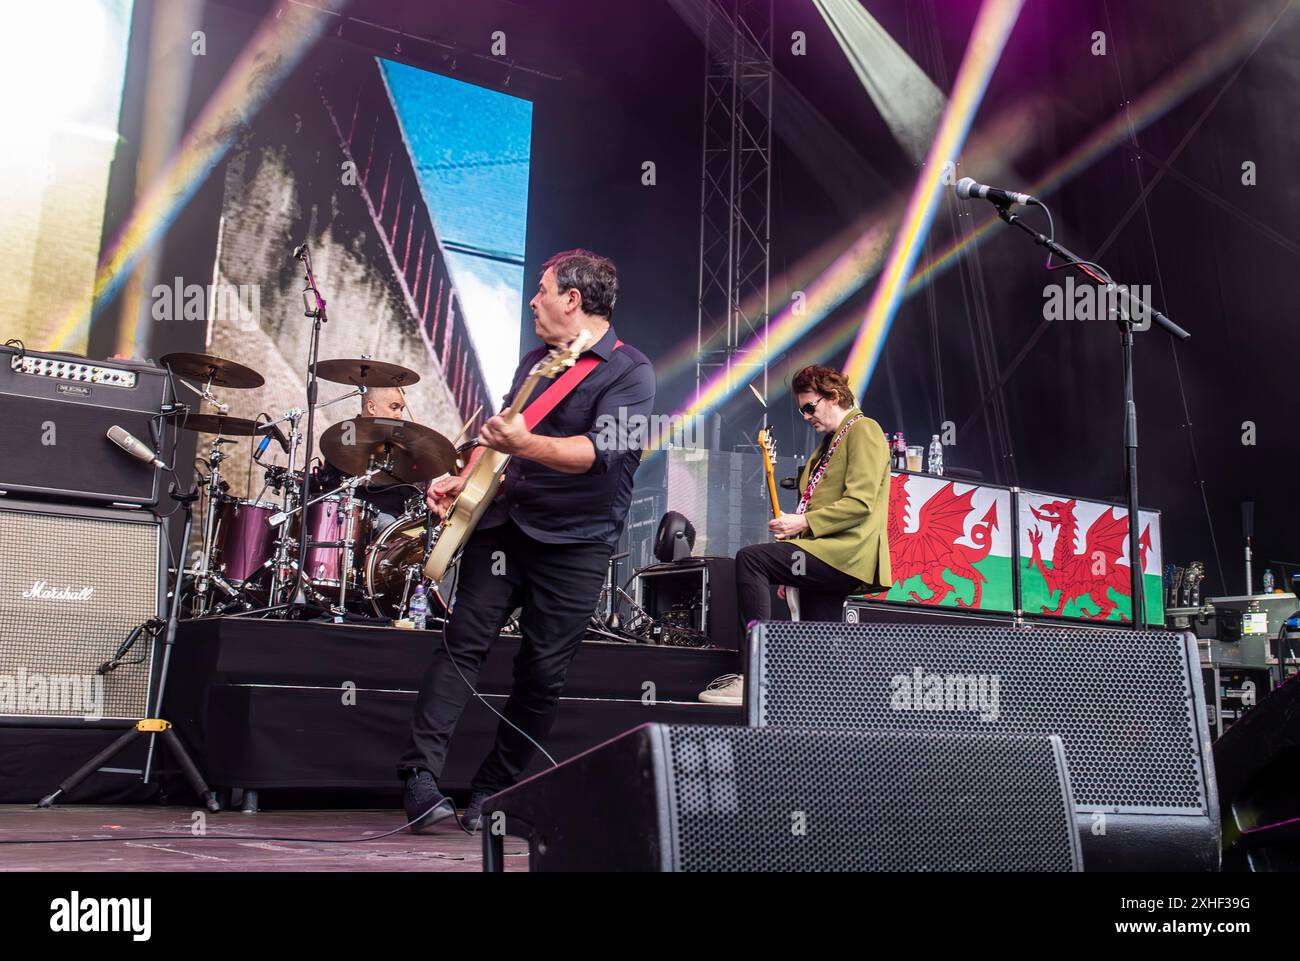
[409,584,428,630]
[1262,569,1275,594]
[927,434,944,475]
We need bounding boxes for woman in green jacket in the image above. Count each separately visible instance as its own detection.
[700,365,892,705]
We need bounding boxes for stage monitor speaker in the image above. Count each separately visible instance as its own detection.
[0,499,164,722]
[745,621,1219,871]
[1214,674,1300,871]
[0,346,169,506]
[482,723,1082,872]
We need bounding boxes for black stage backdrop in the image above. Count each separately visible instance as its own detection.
[89,0,1300,600]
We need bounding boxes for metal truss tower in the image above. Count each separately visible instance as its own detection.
[695,0,774,413]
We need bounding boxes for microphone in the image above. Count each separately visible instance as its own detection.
[107,425,167,470]
[955,177,1038,207]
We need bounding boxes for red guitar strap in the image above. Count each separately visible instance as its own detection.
[520,340,623,430]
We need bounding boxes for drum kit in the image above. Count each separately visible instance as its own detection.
[160,350,462,622]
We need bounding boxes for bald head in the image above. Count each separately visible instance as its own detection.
[363,387,407,420]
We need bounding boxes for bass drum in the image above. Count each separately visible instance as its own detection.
[364,513,454,620]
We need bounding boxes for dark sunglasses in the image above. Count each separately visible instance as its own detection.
[797,397,825,417]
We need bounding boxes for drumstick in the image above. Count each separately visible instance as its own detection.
[449,406,483,448]
[395,384,414,422]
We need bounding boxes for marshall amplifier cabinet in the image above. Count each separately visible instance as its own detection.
[0,499,164,722]
[0,345,169,506]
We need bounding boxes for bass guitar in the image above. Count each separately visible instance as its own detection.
[423,330,591,581]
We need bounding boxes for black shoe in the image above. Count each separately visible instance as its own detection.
[460,789,493,833]
[404,770,454,833]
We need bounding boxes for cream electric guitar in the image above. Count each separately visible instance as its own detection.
[757,427,800,620]
[423,331,591,582]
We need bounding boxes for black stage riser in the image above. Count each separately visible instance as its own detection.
[163,618,742,797]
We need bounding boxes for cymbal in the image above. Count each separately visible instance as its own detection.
[161,352,265,389]
[319,417,455,483]
[314,358,420,389]
[170,413,263,436]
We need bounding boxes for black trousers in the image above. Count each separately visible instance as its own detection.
[398,519,611,793]
[735,541,865,633]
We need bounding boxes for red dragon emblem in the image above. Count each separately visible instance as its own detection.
[1026,498,1152,620]
[869,474,1000,607]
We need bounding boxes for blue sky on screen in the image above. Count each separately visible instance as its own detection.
[379,59,533,403]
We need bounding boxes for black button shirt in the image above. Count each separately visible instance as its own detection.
[480,326,656,547]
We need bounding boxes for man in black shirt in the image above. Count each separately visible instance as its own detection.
[398,249,655,832]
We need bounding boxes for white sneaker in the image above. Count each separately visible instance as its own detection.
[698,673,743,705]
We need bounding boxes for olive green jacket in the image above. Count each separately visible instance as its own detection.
[795,408,892,589]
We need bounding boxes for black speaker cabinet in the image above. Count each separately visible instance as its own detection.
[0,499,164,722]
[482,723,1082,872]
[745,621,1220,871]
[1214,674,1300,871]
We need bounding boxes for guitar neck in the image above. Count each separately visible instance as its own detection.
[764,462,781,519]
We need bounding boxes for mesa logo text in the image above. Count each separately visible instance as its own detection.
[50,891,151,941]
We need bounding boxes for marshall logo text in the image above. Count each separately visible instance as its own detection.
[21,581,95,601]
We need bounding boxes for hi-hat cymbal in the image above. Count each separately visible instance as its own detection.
[319,417,455,483]
[170,412,263,436]
[314,358,420,389]
[161,352,265,389]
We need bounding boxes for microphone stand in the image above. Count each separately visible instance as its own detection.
[290,243,328,611]
[994,202,1191,630]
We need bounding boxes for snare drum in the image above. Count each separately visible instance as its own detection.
[213,498,278,587]
[303,493,377,595]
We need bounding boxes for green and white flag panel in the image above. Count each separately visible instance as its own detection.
[868,474,1015,613]
[1018,490,1164,623]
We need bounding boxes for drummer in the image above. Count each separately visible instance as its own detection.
[315,386,422,527]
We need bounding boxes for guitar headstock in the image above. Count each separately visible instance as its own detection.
[758,428,777,468]
[1186,561,1206,607]
[530,329,593,380]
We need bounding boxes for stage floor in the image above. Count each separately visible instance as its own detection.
[0,805,523,872]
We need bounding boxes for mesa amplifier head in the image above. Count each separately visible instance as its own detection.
[0,499,164,722]
[0,346,170,506]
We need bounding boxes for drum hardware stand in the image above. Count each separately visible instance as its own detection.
[316,381,367,413]
[329,450,402,616]
[173,368,229,414]
[330,466,376,619]
[190,433,237,616]
[40,482,220,812]
[260,407,306,609]
[593,550,630,629]
[256,463,389,619]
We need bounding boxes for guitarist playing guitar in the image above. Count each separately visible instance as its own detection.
[399,250,655,833]
[699,365,892,705]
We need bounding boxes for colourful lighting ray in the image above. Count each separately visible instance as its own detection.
[783,0,1287,375]
[651,0,1025,455]
[842,0,1024,395]
[49,1,347,352]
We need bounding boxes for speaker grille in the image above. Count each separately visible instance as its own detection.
[750,622,1207,813]
[0,506,160,719]
[663,726,1079,871]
